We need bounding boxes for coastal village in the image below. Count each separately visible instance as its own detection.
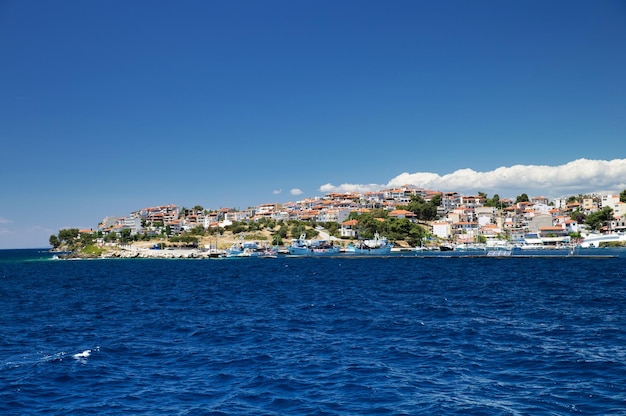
[56,184,626,258]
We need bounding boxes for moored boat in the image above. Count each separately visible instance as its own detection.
[258,246,278,258]
[579,232,626,248]
[288,234,341,256]
[439,244,454,251]
[226,240,263,257]
[345,233,393,255]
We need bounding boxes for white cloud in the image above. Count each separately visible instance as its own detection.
[272,189,282,195]
[290,188,303,196]
[319,182,384,193]
[319,158,626,198]
[0,217,12,224]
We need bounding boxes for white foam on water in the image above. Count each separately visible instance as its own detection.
[73,349,91,359]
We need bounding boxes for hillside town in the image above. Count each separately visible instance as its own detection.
[63,185,626,256]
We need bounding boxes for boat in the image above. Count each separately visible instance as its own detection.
[345,233,393,255]
[258,246,278,258]
[439,244,454,251]
[579,232,626,248]
[454,242,487,252]
[288,234,341,256]
[225,240,263,257]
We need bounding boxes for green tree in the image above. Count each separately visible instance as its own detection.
[388,218,412,239]
[407,223,427,247]
[515,193,529,203]
[620,189,626,203]
[277,225,288,239]
[80,232,95,246]
[271,233,283,246]
[585,207,614,231]
[569,209,585,224]
[49,234,60,248]
[104,232,117,243]
[119,228,132,244]
[324,222,340,237]
[248,221,261,232]
[350,212,386,239]
[290,223,307,239]
[58,228,80,244]
[406,195,439,221]
[229,222,248,234]
[483,193,501,207]
[189,225,205,236]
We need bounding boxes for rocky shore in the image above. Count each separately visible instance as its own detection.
[106,247,217,259]
[57,244,234,259]
[53,229,417,259]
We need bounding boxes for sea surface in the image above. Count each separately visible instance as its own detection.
[1,248,625,415]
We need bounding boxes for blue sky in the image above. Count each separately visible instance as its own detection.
[1,0,625,249]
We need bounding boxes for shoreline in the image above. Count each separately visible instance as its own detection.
[54,245,622,260]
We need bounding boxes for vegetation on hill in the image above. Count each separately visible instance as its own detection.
[49,189,626,253]
[49,215,429,253]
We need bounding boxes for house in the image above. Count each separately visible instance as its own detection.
[169,219,183,234]
[224,210,250,223]
[117,216,142,235]
[527,213,553,233]
[538,225,570,246]
[601,194,620,209]
[460,195,485,208]
[608,217,626,232]
[612,201,626,219]
[582,197,599,214]
[440,192,461,212]
[99,216,118,231]
[448,206,475,223]
[385,188,411,203]
[481,223,502,238]
[432,221,451,239]
[388,209,416,220]
[475,206,496,226]
[138,204,179,225]
[452,221,480,242]
[203,213,220,229]
[531,196,549,206]
[318,208,351,224]
[256,203,278,215]
[362,191,385,207]
[340,219,359,238]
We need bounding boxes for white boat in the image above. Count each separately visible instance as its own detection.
[580,232,626,248]
[454,243,487,251]
[226,240,262,257]
[345,233,393,255]
[258,246,278,258]
[288,234,340,256]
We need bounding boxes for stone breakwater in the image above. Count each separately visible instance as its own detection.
[106,247,216,259]
[57,246,220,259]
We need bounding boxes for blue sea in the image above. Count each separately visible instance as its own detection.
[1,248,625,415]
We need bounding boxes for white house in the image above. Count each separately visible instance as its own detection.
[432,221,451,239]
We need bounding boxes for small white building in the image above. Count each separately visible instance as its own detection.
[432,221,451,239]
